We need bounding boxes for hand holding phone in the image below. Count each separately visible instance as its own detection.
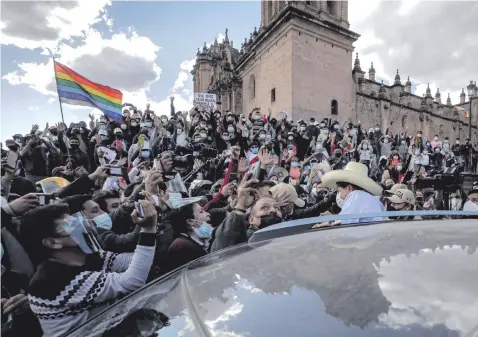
[33,193,55,206]
[107,166,124,177]
[135,202,144,218]
[5,151,19,170]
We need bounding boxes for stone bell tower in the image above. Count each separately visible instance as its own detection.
[236,0,359,121]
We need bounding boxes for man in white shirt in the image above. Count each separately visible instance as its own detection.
[313,162,384,227]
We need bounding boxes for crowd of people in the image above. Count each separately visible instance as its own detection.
[1,105,478,337]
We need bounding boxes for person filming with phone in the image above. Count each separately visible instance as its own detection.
[20,199,157,337]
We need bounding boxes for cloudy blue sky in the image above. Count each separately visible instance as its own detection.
[1,1,477,142]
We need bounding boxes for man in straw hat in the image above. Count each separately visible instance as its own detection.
[313,162,384,227]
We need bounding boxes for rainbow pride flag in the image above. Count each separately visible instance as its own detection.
[54,61,123,122]
[456,105,470,118]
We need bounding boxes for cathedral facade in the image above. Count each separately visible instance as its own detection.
[191,0,478,141]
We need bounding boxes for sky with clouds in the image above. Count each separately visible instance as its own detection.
[1,0,477,142]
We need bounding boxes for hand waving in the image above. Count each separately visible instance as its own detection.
[238,157,249,173]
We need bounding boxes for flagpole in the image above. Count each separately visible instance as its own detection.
[47,49,65,124]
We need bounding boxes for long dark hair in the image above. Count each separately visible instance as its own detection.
[169,203,196,237]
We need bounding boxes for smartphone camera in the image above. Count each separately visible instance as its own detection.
[136,202,144,218]
[107,167,123,177]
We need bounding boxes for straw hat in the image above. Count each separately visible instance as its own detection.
[321,162,383,196]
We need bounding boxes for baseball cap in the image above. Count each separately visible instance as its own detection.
[385,183,407,195]
[386,189,415,205]
[269,183,305,208]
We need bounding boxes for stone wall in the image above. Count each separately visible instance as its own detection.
[238,24,294,117]
[291,22,356,122]
[355,93,478,141]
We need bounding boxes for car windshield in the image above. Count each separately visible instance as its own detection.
[67,218,478,337]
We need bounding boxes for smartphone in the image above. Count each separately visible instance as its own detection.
[6,150,19,169]
[34,193,54,205]
[138,136,145,146]
[107,167,124,176]
[136,202,144,218]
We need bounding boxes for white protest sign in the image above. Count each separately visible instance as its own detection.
[194,93,217,111]
[98,146,117,163]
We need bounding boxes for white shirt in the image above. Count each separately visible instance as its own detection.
[339,190,385,224]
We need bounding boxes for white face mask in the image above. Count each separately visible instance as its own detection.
[396,165,403,171]
[323,130,329,135]
[300,126,306,131]
[259,134,266,139]
[228,127,234,133]
[434,137,438,141]
[456,141,460,144]
[336,193,345,208]
[384,139,389,144]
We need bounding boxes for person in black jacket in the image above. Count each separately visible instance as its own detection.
[269,182,335,220]
[166,203,211,271]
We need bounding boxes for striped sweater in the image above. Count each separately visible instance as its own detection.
[28,233,155,337]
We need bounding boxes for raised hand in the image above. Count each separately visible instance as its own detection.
[89,113,95,121]
[9,194,40,216]
[238,157,249,173]
[235,178,259,210]
[57,123,66,132]
[32,124,39,132]
[258,147,274,166]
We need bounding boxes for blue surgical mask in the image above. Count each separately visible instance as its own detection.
[291,162,299,168]
[194,223,213,239]
[142,150,151,158]
[311,163,317,169]
[251,147,259,154]
[93,213,112,230]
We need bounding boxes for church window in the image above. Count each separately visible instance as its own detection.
[401,115,408,128]
[271,88,276,103]
[327,1,339,17]
[249,75,256,100]
[331,100,338,115]
[439,124,445,138]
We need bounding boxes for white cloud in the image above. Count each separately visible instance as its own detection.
[0,0,112,49]
[171,58,196,93]
[3,28,162,97]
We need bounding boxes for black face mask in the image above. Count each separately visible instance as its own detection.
[335,153,341,158]
[259,213,282,229]
[50,129,58,136]
[115,133,123,139]
[70,143,79,149]
[72,128,80,134]
[7,146,19,152]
